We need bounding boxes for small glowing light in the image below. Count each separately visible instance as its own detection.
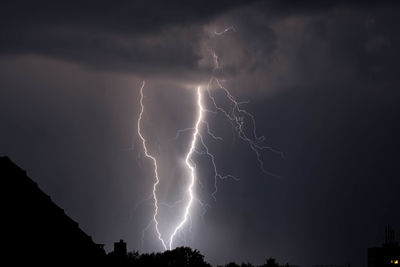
[395,259,399,264]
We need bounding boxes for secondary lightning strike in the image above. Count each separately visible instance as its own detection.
[137,81,168,251]
[168,86,203,249]
[206,78,283,177]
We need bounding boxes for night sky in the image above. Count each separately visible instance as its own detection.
[1,1,400,266]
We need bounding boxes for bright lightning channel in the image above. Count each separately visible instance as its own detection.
[137,81,168,250]
[168,86,203,249]
[137,83,205,250]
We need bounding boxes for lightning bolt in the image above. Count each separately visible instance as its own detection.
[136,26,282,251]
[137,81,168,250]
[138,84,208,250]
[168,86,203,249]
[206,78,284,177]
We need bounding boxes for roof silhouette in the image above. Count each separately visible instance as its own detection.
[1,156,106,266]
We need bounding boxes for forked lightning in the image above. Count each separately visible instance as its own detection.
[137,27,280,251]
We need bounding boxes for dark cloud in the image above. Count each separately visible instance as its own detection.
[0,0,258,75]
[1,0,252,33]
[1,0,398,77]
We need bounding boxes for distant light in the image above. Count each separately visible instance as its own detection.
[395,259,399,264]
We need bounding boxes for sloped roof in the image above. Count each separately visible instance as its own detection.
[1,156,105,265]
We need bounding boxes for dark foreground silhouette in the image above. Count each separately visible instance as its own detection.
[3,156,397,267]
[1,156,287,267]
[1,156,106,266]
[107,243,284,267]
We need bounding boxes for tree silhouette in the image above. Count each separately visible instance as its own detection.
[260,257,280,267]
[111,246,211,267]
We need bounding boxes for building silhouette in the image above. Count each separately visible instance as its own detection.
[114,239,128,258]
[368,226,400,267]
[1,156,106,266]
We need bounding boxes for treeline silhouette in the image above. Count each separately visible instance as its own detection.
[107,246,285,267]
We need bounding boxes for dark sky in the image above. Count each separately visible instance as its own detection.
[1,1,400,266]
